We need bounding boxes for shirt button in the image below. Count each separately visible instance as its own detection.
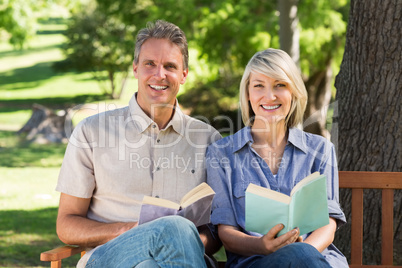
[152,124,157,128]
[156,167,160,171]
[191,169,195,174]
[155,195,160,198]
[157,139,160,143]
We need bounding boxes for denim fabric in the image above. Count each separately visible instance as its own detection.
[206,127,348,267]
[85,216,207,268]
[247,243,331,268]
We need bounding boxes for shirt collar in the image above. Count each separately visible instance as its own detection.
[128,93,184,136]
[232,127,254,153]
[232,126,308,154]
[287,127,308,154]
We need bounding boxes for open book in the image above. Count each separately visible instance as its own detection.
[138,182,215,227]
[245,172,329,236]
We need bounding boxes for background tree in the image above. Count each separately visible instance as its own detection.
[0,0,39,48]
[279,0,300,67]
[298,0,349,138]
[0,0,82,48]
[60,4,135,99]
[77,0,349,135]
[333,0,401,264]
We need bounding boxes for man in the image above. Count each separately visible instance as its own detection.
[56,20,221,267]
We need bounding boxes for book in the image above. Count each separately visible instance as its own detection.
[138,182,215,227]
[245,172,329,236]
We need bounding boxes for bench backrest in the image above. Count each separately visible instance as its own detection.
[339,171,402,268]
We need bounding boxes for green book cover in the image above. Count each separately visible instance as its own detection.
[245,172,329,236]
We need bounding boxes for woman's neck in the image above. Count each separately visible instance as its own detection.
[251,120,288,149]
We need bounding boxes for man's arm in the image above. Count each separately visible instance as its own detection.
[56,193,137,248]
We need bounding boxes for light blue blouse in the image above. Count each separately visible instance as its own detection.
[206,127,348,267]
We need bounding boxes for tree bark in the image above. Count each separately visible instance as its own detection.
[303,59,333,139]
[18,104,73,144]
[333,0,401,265]
[278,0,300,67]
[279,0,333,138]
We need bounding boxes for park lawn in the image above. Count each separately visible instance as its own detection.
[0,12,214,268]
[0,16,136,131]
[0,167,82,268]
[0,17,105,267]
[0,129,79,267]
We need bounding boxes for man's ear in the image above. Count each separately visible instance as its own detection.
[133,61,138,79]
[180,68,189,85]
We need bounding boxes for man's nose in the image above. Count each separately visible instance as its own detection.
[154,65,166,79]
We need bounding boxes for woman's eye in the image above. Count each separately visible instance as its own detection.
[254,84,263,88]
[276,83,286,87]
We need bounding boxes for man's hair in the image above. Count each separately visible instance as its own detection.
[239,48,307,128]
[134,20,189,70]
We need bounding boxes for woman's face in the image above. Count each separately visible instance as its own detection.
[248,72,293,126]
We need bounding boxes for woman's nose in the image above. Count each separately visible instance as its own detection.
[264,87,276,100]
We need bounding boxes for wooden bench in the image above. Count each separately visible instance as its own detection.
[40,171,402,267]
[339,171,402,268]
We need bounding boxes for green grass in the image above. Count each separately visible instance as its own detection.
[0,16,121,267]
[0,130,76,267]
[0,16,135,131]
[0,168,81,267]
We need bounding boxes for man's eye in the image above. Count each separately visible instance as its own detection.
[166,64,177,69]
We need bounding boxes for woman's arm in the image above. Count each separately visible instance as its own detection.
[198,224,222,256]
[303,217,337,252]
[218,223,300,256]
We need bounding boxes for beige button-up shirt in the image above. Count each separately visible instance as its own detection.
[56,94,221,224]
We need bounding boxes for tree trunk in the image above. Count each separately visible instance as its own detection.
[278,0,300,67]
[279,0,332,138]
[303,59,333,139]
[18,104,73,144]
[333,0,401,265]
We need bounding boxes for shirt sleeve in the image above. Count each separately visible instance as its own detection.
[206,145,238,227]
[319,142,347,227]
[56,119,96,198]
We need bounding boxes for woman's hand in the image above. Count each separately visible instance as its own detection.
[258,224,300,255]
[218,223,300,257]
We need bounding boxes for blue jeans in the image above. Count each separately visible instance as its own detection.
[85,216,207,268]
[248,243,331,268]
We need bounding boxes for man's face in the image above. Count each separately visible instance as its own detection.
[133,38,188,116]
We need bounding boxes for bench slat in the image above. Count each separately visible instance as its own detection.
[381,189,394,265]
[339,171,402,189]
[350,188,364,265]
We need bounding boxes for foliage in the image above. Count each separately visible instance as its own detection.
[298,0,349,78]
[64,0,350,127]
[0,0,38,48]
[61,4,136,99]
[0,0,83,48]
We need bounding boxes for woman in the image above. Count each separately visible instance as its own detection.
[206,48,347,267]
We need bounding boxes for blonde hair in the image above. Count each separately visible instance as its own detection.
[239,48,307,127]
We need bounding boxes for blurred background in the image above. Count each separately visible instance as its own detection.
[0,0,351,266]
